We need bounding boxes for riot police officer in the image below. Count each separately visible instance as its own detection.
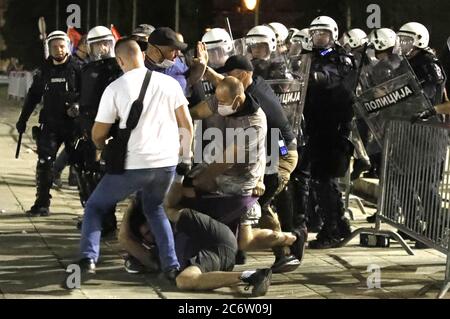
[74,26,122,233]
[398,22,446,105]
[302,16,355,249]
[339,28,372,180]
[15,31,82,216]
[245,25,278,79]
[398,23,446,246]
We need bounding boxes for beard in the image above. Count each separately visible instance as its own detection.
[52,53,68,62]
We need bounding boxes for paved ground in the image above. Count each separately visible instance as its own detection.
[1,86,449,299]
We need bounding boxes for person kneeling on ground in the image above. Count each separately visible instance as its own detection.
[119,181,272,297]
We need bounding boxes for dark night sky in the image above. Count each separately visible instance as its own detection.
[1,0,450,68]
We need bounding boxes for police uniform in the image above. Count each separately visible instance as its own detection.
[303,45,355,247]
[16,56,81,214]
[408,49,446,105]
[75,57,122,211]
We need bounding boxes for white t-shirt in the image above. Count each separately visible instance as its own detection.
[96,67,189,169]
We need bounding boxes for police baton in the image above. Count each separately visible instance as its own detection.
[15,132,22,159]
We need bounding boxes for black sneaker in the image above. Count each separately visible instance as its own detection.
[26,205,50,217]
[290,227,308,263]
[271,254,301,273]
[124,256,146,274]
[308,237,341,249]
[242,268,272,297]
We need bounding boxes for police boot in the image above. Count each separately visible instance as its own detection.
[336,200,352,240]
[27,160,53,217]
[338,216,352,239]
[308,221,341,249]
[68,166,78,187]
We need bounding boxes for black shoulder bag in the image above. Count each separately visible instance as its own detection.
[103,70,152,174]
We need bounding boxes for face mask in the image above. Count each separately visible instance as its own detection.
[154,45,176,68]
[218,97,238,116]
[155,58,175,68]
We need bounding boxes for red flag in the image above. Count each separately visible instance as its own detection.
[110,24,121,41]
[67,26,82,48]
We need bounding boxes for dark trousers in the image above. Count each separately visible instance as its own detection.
[34,124,76,207]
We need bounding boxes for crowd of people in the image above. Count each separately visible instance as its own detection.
[15,15,447,297]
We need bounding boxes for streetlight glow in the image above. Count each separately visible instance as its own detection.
[243,0,258,11]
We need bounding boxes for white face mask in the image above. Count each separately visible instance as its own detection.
[156,58,176,68]
[218,97,238,116]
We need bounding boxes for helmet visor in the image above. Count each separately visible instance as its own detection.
[247,40,271,60]
[48,38,70,61]
[207,46,230,69]
[311,29,332,48]
[288,42,302,57]
[89,39,115,61]
[399,35,414,56]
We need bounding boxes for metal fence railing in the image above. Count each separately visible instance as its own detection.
[339,119,450,298]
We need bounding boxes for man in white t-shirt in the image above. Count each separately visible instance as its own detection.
[74,38,193,279]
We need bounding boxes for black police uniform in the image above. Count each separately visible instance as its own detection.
[74,57,122,232]
[16,56,81,215]
[303,45,355,247]
[408,49,446,106]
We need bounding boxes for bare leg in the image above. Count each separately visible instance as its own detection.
[239,225,296,251]
[176,266,241,291]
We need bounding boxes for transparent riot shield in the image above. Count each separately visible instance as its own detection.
[354,55,434,147]
[233,38,246,56]
[264,53,310,137]
[266,79,307,137]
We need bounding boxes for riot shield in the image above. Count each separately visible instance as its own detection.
[354,55,434,147]
[233,38,247,56]
[264,53,311,137]
[266,79,307,138]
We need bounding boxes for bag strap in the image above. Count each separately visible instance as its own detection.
[126,70,152,130]
[137,70,152,104]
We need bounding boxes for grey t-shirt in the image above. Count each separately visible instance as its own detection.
[206,95,267,196]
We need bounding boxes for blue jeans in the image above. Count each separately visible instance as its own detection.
[79,166,179,271]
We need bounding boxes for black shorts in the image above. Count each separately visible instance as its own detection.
[177,209,238,273]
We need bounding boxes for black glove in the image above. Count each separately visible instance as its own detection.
[176,160,192,176]
[66,103,80,118]
[16,120,26,134]
[410,108,437,124]
[310,71,328,85]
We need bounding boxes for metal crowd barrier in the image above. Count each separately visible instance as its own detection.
[7,71,33,99]
[339,119,450,298]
